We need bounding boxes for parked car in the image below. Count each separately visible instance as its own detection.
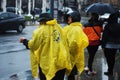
[7,7,23,14]
[0,12,26,33]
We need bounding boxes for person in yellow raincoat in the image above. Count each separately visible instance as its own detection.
[63,11,89,80]
[20,13,71,80]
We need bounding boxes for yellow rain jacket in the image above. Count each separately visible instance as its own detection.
[28,19,71,80]
[64,22,89,75]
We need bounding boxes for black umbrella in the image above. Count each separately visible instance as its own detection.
[84,2,117,15]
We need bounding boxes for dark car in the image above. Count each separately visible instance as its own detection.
[0,12,26,33]
[7,7,16,13]
[6,7,23,14]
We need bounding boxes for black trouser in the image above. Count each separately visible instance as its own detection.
[87,45,99,71]
[104,48,117,73]
[39,67,66,80]
[68,65,77,80]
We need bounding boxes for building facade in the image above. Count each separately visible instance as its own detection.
[0,0,119,16]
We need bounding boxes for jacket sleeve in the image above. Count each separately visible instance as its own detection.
[68,28,79,54]
[27,28,42,78]
[22,39,29,49]
[76,27,88,74]
[69,27,88,54]
[28,29,42,51]
[65,25,89,75]
[101,25,109,48]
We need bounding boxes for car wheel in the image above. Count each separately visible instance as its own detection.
[17,25,23,33]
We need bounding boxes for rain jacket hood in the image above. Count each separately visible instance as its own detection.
[28,19,71,80]
[64,22,89,75]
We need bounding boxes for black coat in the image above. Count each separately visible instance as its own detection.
[102,22,120,48]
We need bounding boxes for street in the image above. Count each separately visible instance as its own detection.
[0,25,37,79]
[0,21,120,80]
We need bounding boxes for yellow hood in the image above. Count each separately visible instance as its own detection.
[46,19,57,25]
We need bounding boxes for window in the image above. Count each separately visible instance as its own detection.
[0,13,8,19]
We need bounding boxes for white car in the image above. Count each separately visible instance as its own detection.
[60,7,73,14]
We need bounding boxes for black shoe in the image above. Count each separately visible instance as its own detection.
[104,72,113,76]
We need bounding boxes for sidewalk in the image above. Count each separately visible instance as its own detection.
[25,21,39,26]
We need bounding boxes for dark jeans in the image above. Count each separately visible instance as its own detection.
[87,45,99,71]
[104,48,117,73]
[68,66,77,80]
[39,67,66,80]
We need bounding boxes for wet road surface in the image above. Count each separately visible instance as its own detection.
[0,20,120,80]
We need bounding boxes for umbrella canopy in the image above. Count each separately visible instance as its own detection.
[84,2,117,15]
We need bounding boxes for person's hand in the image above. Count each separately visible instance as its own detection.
[19,37,25,43]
